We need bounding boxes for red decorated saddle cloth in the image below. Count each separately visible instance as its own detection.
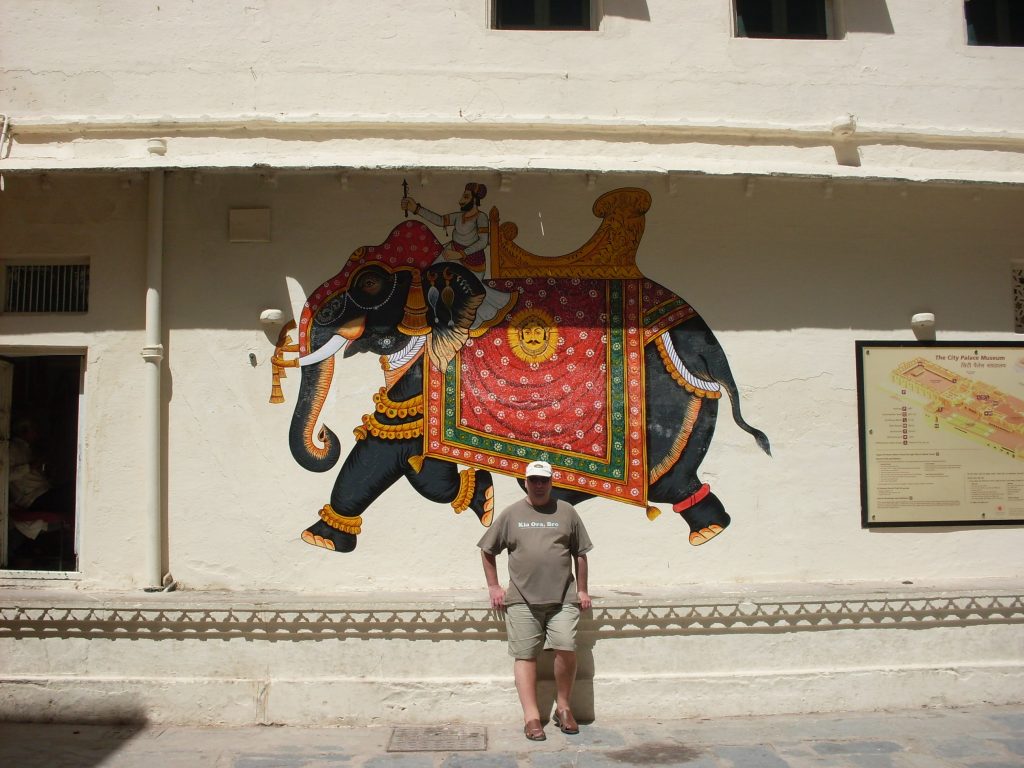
[423,277,695,506]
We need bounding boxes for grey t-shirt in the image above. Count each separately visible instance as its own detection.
[478,497,593,606]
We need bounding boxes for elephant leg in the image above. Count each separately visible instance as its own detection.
[301,437,414,553]
[406,457,495,527]
[646,344,729,546]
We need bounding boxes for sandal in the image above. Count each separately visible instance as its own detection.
[524,719,546,741]
[552,708,579,735]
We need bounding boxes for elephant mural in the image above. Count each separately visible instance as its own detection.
[271,187,770,553]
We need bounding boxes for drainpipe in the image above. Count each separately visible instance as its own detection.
[141,170,165,590]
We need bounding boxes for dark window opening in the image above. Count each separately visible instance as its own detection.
[736,0,832,39]
[494,0,592,30]
[1,354,82,572]
[3,263,90,313]
[966,0,1024,46]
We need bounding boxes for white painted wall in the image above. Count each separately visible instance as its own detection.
[1,2,1022,723]
[0,173,150,584]
[2,2,1023,182]
[3,1,1020,130]
[5,169,1022,592]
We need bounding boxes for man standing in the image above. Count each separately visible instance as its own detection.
[479,460,593,741]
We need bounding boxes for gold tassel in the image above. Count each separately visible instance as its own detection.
[646,506,661,521]
[408,455,425,473]
[270,321,298,404]
[397,269,429,336]
[270,365,286,404]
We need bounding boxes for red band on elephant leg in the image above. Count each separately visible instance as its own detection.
[673,484,710,514]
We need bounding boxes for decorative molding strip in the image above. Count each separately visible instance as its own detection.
[10,114,1024,151]
[2,593,1021,643]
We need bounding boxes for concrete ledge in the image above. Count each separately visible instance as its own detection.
[1,666,1022,726]
[2,580,1021,724]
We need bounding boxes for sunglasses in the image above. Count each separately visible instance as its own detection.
[526,476,551,483]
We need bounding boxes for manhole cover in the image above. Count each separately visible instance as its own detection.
[388,725,487,752]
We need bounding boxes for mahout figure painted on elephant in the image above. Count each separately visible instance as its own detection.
[271,187,769,553]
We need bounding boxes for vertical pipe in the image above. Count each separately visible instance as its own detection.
[141,170,165,589]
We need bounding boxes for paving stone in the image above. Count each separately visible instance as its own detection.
[930,737,997,760]
[812,741,903,755]
[571,751,718,768]
[845,756,894,768]
[530,753,587,768]
[234,757,349,768]
[365,755,437,768]
[715,744,791,767]
[560,726,628,748]
[441,753,517,768]
[996,738,1024,756]
[989,714,1024,734]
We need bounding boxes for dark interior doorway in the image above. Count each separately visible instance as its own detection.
[1,354,82,571]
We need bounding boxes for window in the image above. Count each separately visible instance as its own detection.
[2,262,89,313]
[966,0,1024,46]
[493,0,593,31]
[735,0,834,39]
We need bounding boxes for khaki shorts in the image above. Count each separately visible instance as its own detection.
[505,603,580,659]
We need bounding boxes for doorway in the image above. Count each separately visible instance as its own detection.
[0,353,83,572]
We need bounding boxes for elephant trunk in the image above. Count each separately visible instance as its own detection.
[288,356,342,472]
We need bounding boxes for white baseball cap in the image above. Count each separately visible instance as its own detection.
[525,460,553,478]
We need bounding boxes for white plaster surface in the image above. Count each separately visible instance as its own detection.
[2,1,1023,181]
[1,581,1021,724]
[1,2,1023,721]
[2,170,1023,593]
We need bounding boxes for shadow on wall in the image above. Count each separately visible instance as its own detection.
[0,714,149,768]
[845,0,895,34]
[5,593,1021,642]
[605,0,651,22]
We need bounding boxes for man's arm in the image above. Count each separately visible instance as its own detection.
[401,197,445,228]
[480,550,506,611]
[575,553,591,611]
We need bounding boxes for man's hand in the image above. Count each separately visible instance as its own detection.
[578,590,592,611]
[488,584,506,611]
[441,246,464,262]
[401,196,418,213]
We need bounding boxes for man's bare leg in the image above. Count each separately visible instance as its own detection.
[514,658,541,723]
[553,650,577,711]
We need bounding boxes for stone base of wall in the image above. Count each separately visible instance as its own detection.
[1,580,1021,725]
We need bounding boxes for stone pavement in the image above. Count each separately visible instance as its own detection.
[1,705,1022,768]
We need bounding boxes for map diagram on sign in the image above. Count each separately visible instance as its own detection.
[891,357,1024,461]
[857,343,1024,526]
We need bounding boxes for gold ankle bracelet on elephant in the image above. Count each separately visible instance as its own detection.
[372,388,423,418]
[318,504,362,535]
[353,412,424,441]
[451,468,476,514]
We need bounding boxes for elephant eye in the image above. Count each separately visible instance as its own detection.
[357,273,384,295]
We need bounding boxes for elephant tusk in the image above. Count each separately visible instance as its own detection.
[298,334,348,367]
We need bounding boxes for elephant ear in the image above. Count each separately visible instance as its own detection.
[423,263,485,371]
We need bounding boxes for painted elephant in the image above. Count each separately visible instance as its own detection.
[272,189,770,553]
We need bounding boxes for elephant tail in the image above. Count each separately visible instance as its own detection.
[721,380,771,457]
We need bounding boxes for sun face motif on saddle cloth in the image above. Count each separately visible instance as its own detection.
[423,278,699,506]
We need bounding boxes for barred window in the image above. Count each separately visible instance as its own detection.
[3,263,90,313]
[493,0,593,30]
[735,0,835,39]
[966,0,1024,46]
